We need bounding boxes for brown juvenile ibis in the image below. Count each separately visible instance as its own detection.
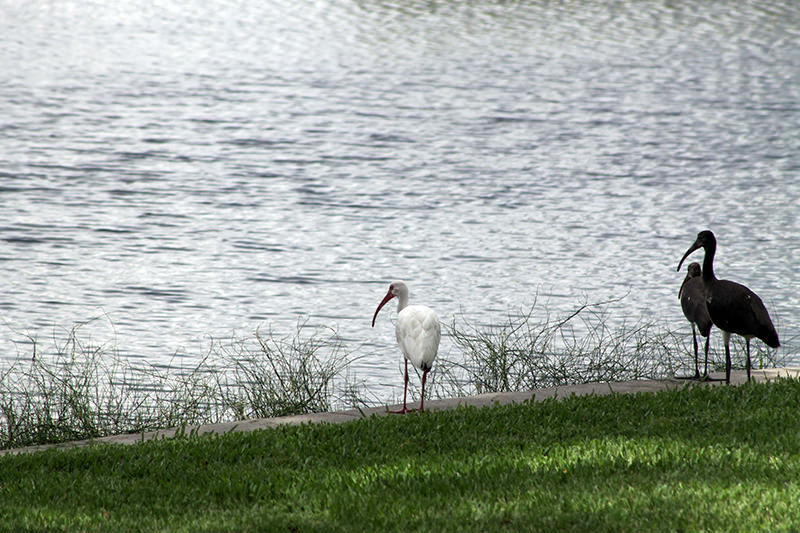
[372,281,440,413]
[678,262,713,380]
[677,230,780,383]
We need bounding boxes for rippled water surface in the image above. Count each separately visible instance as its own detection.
[2,0,799,400]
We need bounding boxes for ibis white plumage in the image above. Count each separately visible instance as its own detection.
[371,281,440,413]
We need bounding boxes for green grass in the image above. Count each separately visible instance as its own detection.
[2,379,800,532]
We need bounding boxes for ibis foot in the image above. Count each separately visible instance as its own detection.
[699,375,726,383]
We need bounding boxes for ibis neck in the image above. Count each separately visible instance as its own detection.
[679,274,691,299]
[396,294,409,314]
[702,243,717,283]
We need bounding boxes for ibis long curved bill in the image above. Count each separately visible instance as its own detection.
[678,262,713,380]
[677,230,779,383]
[371,281,440,414]
[677,238,703,272]
[371,289,395,328]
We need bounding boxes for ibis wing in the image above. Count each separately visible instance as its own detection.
[680,277,712,336]
[396,305,441,371]
[707,280,779,346]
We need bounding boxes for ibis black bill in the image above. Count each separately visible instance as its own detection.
[677,239,703,272]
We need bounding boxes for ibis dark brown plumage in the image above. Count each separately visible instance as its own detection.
[677,230,780,383]
[678,262,713,380]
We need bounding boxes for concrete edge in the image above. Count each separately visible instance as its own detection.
[3,367,799,456]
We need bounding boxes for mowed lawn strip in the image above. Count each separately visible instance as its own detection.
[1,379,799,532]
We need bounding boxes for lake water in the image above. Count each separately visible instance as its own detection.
[2,0,799,402]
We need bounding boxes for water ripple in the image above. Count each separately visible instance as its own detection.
[1,0,798,399]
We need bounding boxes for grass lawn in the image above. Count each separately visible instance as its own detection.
[1,378,799,532]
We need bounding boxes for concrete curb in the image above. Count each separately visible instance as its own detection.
[4,367,799,456]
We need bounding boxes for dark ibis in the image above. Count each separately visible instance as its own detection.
[372,281,440,413]
[677,230,780,383]
[678,262,713,380]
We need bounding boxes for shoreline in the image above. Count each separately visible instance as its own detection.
[4,366,799,456]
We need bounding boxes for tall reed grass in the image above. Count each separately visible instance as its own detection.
[0,297,786,450]
[0,320,362,449]
[431,296,785,398]
[433,297,686,397]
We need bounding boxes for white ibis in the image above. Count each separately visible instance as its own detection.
[678,262,713,380]
[677,230,780,383]
[371,281,440,413]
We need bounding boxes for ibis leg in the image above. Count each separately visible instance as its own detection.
[722,331,731,384]
[402,359,409,411]
[692,325,700,379]
[390,360,410,414]
[419,370,428,413]
[745,338,752,382]
[702,334,710,380]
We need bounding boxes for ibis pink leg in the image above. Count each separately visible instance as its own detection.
[419,370,428,413]
[390,360,410,414]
